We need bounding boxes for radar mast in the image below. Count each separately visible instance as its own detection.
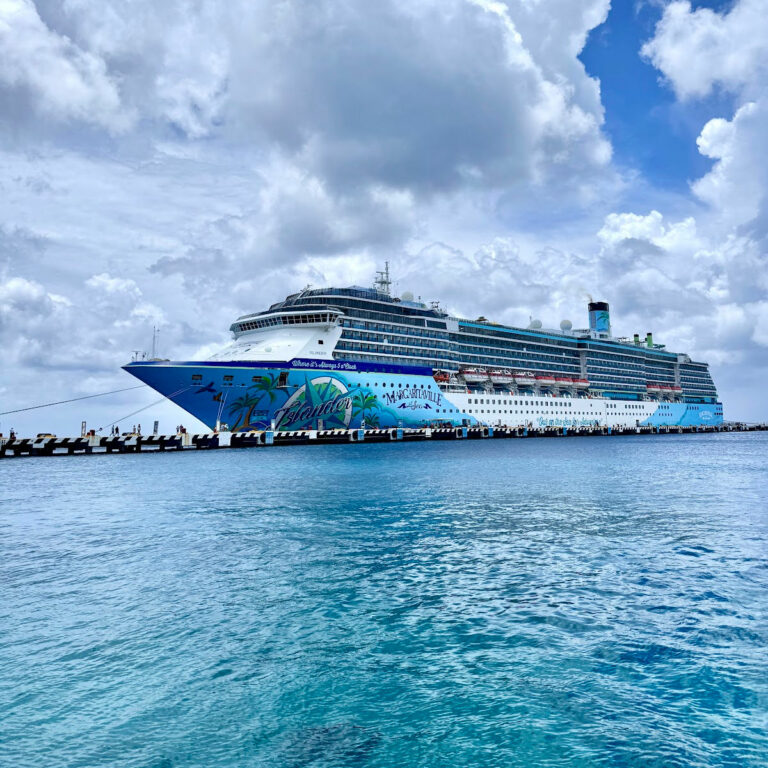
[374,262,392,296]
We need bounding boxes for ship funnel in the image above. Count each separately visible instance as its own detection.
[633,333,640,345]
[646,332,654,348]
[588,301,611,336]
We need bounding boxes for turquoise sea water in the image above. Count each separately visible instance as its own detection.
[1,433,767,768]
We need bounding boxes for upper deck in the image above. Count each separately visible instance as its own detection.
[228,285,719,403]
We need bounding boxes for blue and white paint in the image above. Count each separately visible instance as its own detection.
[124,359,723,431]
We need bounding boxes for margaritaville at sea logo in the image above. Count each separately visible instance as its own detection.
[274,375,354,430]
[382,386,442,407]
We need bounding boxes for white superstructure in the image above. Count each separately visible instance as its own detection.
[209,310,344,363]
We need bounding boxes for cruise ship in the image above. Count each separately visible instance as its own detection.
[124,266,723,431]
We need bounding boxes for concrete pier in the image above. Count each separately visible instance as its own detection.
[0,423,765,459]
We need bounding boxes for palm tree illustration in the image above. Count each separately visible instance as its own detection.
[252,374,282,405]
[228,374,287,430]
[228,392,262,431]
[352,392,380,426]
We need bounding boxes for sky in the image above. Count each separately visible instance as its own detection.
[1,0,767,435]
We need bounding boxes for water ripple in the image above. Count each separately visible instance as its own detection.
[1,433,766,767]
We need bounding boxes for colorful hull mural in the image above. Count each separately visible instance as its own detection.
[123,359,471,431]
[123,359,723,431]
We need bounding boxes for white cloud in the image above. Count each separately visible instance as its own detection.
[641,0,768,260]
[641,0,768,101]
[86,272,141,297]
[0,270,166,372]
[0,0,129,130]
[5,0,614,194]
[753,302,768,347]
[693,100,767,231]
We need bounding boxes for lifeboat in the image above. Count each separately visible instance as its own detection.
[513,371,535,385]
[573,379,589,388]
[433,371,451,384]
[646,383,662,393]
[670,385,683,393]
[555,377,573,385]
[461,368,489,384]
[535,373,556,386]
[489,369,515,385]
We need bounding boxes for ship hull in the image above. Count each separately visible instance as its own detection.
[124,359,723,431]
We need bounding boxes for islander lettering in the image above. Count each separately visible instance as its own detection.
[276,393,352,428]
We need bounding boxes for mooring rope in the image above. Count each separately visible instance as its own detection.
[0,385,148,416]
[99,386,192,431]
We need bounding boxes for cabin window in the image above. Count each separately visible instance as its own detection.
[223,375,233,382]
[318,339,324,345]
[278,371,289,387]
[192,374,202,382]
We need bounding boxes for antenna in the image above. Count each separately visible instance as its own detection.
[374,261,392,296]
[151,326,159,359]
